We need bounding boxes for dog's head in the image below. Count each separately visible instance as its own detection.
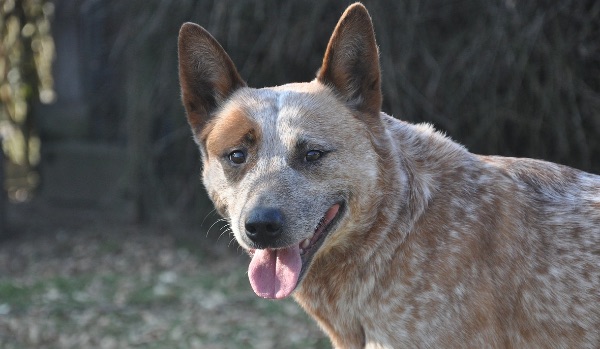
[179,3,385,299]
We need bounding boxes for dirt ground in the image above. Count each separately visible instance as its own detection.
[0,199,329,348]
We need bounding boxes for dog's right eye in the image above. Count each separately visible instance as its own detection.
[228,150,246,164]
[305,150,323,162]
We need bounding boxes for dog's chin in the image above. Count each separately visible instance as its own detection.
[246,201,346,299]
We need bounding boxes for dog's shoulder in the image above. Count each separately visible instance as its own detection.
[382,114,600,231]
[383,113,600,200]
[381,113,470,163]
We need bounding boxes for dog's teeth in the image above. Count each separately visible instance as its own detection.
[300,238,311,249]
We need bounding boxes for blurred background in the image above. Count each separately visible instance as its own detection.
[0,0,599,348]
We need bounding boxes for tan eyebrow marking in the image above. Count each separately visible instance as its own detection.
[205,107,260,158]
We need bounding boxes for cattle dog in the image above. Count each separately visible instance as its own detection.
[178,3,600,348]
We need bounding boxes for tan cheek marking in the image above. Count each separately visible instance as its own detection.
[205,108,259,158]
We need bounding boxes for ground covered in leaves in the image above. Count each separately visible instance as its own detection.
[0,200,329,348]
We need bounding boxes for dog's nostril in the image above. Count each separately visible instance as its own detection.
[245,208,284,244]
[246,224,257,234]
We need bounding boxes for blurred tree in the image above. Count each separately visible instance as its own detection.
[0,147,4,233]
[0,0,55,202]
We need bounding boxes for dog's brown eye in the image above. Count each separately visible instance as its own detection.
[305,150,323,162]
[229,150,246,164]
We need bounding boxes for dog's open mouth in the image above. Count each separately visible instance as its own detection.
[248,202,344,299]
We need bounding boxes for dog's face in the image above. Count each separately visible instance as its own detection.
[179,4,383,299]
[201,84,381,298]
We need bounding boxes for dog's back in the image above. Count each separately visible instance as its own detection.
[404,119,600,347]
[478,155,600,347]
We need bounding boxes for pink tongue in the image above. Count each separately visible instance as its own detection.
[248,245,301,299]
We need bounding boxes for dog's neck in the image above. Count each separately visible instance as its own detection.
[294,114,476,347]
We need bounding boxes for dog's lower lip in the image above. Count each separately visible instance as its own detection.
[300,203,341,256]
[294,202,345,289]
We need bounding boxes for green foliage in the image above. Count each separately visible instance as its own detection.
[0,0,54,204]
[0,281,43,309]
[0,0,54,166]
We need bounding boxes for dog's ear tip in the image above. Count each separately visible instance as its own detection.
[345,2,369,14]
[341,3,372,22]
[179,22,196,35]
[178,22,207,41]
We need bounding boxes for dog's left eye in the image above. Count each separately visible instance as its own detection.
[228,150,246,164]
[305,150,323,162]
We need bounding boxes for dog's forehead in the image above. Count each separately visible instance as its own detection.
[239,82,339,118]
[223,82,345,139]
[204,82,352,158]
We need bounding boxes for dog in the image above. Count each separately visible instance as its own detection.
[178,3,600,348]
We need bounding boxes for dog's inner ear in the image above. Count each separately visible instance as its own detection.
[178,23,246,140]
[317,3,382,118]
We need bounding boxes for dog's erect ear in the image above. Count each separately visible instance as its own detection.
[317,3,381,118]
[178,23,246,140]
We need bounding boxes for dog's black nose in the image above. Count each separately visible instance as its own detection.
[245,208,284,245]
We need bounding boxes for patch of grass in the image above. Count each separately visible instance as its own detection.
[0,281,43,310]
[51,275,90,295]
[0,275,92,314]
[127,283,180,306]
[98,239,122,254]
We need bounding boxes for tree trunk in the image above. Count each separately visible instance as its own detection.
[0,148,6,236]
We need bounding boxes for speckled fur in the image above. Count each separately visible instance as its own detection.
[178,3,600,348]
